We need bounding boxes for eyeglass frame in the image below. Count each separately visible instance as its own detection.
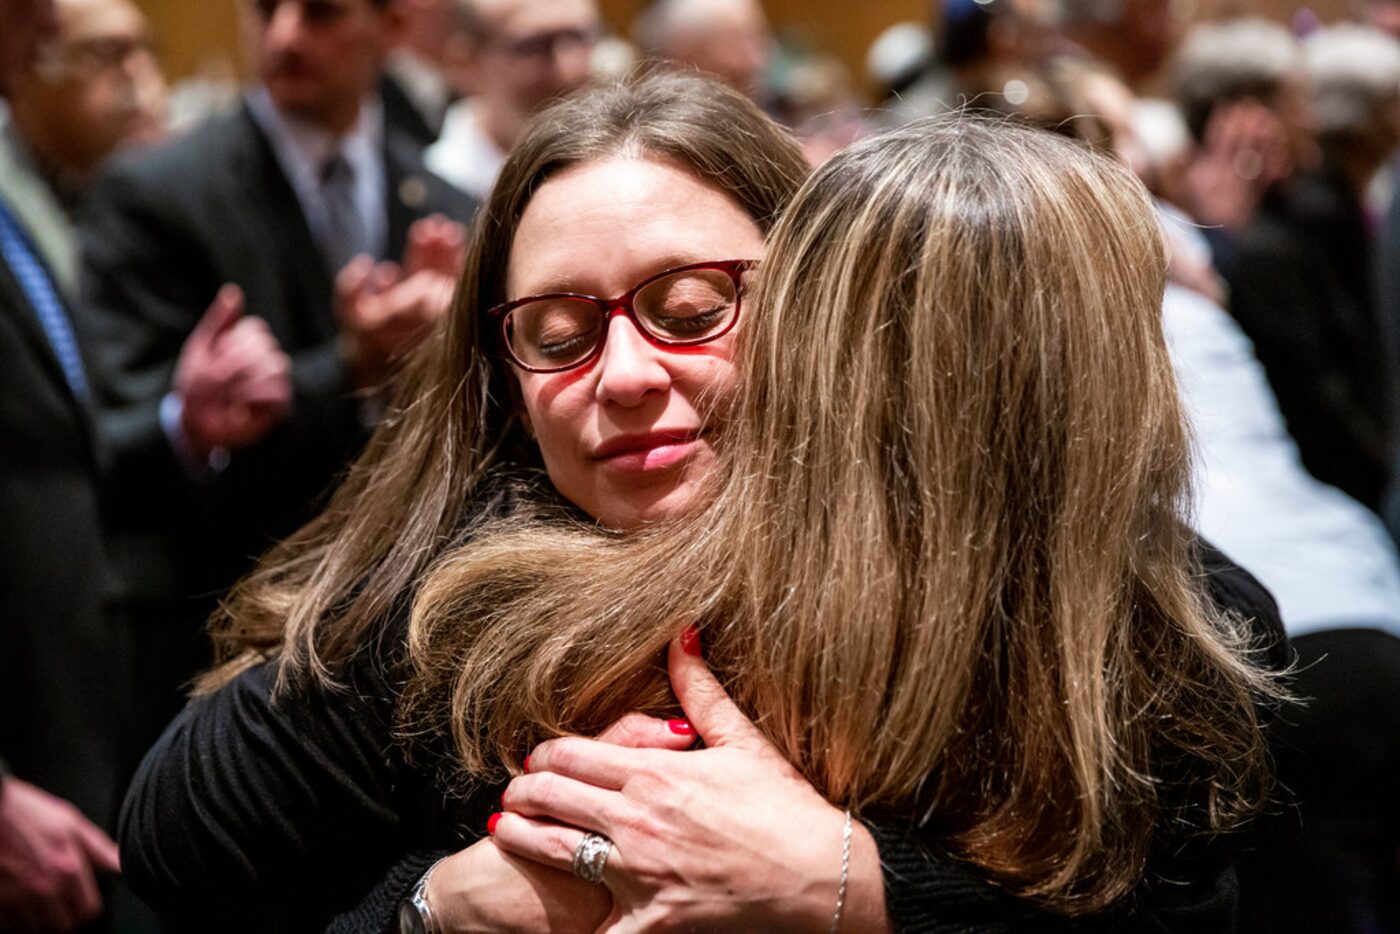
[487,259,757,374]
[480,24,603,61]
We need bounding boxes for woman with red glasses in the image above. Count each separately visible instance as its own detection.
[120,72,1285,932]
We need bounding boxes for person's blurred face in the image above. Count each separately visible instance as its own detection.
[664,0,770,99]
[459,0,599,121]
[1364,0,1400,41]
[0,0,59,92]
[503,156,764,530]
[14,0,165,176]
[1272,74,1320,174]
[247,0,398,130]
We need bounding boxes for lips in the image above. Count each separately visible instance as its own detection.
[592,429,705,472]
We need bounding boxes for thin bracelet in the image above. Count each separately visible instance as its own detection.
[418,857,448,934]
[830,809,854,934]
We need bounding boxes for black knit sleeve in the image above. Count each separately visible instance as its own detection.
[1196,538,1293,674]
[117,658,416,931]
[868,539,1285,932]
[325,848,451,934]
[869,822,1027,933]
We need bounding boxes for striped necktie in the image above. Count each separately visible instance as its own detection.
[0,197,90,401]
[318,152,370,275]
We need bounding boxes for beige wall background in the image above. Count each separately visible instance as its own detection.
[134,0,1355,93]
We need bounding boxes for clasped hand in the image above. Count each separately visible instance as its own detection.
[427,632,886,933]
[336,215,466,388]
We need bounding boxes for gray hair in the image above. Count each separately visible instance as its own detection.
[1171,18,1301,142]
[1306,24,1400,142]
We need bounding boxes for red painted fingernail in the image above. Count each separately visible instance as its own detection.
[680,626,702,657]
[523,754,531,774]
[667,718,695,736]
[487,812,502,835]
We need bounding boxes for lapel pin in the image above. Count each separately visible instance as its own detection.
[398,177,428,210]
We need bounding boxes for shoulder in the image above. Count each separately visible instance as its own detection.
[101,109,255,191]
[83,109,263,235]
[1196,537,1291,673]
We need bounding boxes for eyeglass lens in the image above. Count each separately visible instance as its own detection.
[505,267,740,370]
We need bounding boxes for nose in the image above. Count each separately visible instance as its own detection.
[550,39,593,86]
[594,315,671,408]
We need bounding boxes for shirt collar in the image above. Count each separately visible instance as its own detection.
[246,87,384,186]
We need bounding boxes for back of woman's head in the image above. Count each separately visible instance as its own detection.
[405,117,1279,915]
[199,69,809,691]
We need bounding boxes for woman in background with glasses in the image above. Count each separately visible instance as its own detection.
[120,72,1285,931]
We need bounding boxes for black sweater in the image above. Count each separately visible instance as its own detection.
[118,544,1287,933]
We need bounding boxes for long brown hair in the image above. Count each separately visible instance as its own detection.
[401,118,1281,914]
[196,70,810,692]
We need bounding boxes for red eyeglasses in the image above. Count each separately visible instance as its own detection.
[487,259,756,374]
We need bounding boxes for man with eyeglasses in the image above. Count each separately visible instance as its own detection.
[76,0,476,771]
[0,0,165,297]
[426,0,601,199]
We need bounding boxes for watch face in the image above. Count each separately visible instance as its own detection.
[398,897,427,934]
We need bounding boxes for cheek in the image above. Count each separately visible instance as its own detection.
[514,371,589,454]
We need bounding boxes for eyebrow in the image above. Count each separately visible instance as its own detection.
[515,254,711,299]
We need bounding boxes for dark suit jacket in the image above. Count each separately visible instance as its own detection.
[0,226,131,829]
[1226,165,1397,510]
[380,73,444,149]
[77,103,476,615]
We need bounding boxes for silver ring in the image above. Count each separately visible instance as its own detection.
[571,831,612,884]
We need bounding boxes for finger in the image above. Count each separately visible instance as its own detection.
[503,770,629,832]
[68,856,104,923]
[191,284,244,346]
[368,260,402,295]
[596,712,698,751]
[215,321,282,370]
[230,377,293,410]
[229,350,292,387]
[669,629,765,749]
[33,888,77,933]
[490,811,624,885]
[524,735,664,789]
[73,818,120,874]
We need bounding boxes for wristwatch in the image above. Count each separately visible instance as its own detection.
[397,859,444,934]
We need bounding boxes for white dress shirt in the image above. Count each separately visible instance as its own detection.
[246,87,388,264]
[425,99,505,201]
[1164,283,1400,637]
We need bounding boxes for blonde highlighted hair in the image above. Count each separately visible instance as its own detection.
[402,118,1280,914]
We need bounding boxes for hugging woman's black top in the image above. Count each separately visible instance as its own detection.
[118,540,1288,933]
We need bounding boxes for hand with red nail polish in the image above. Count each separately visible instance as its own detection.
[414,707,701,933]
[489,633,888,933]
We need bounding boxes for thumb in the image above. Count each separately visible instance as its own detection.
[73,817,120,873]
[192,284,244,346]
[668,627,764,750]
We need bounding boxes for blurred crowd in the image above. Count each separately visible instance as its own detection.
[2,0,1400,930]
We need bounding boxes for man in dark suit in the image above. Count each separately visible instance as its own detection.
[0,3,127,930]
[1,4,303,928]
[78,0,476,748]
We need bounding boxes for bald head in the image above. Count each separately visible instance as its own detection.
[637,0,771,98]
